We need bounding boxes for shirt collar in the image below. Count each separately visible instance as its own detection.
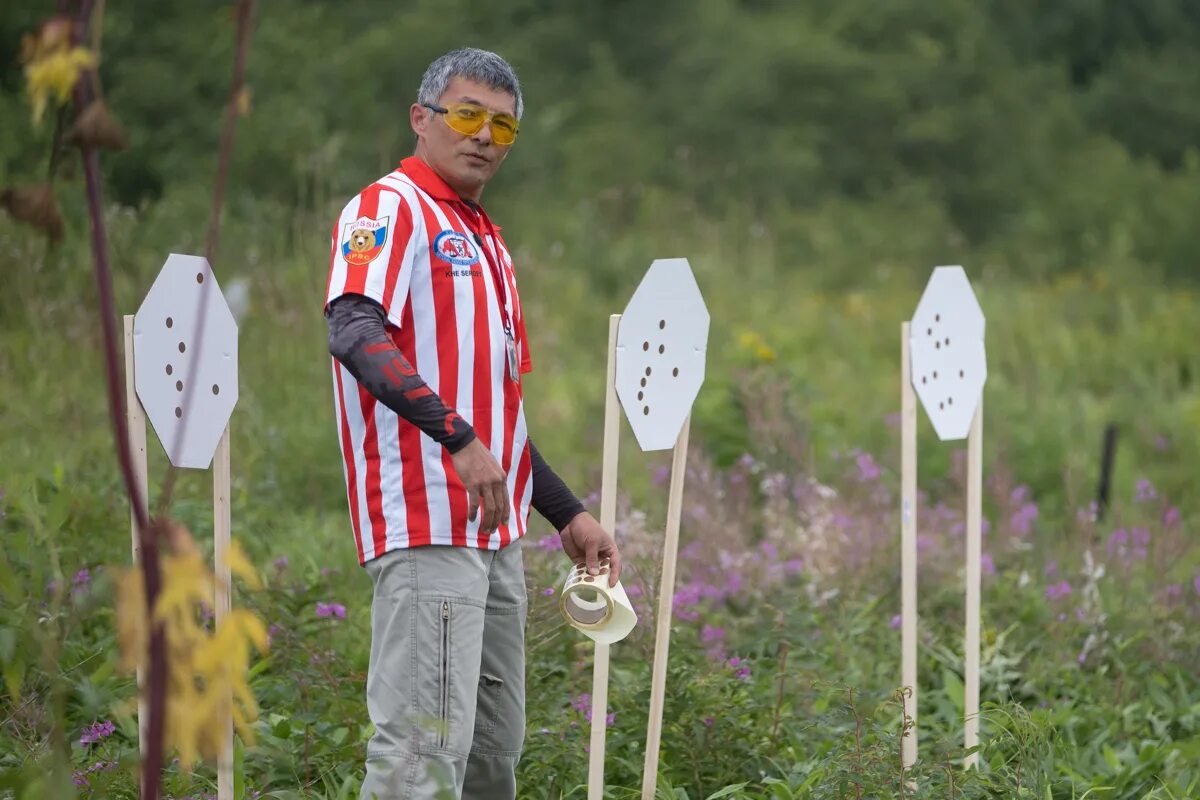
[398,156,502,232]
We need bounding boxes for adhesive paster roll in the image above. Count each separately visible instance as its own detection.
[558,559,637,645]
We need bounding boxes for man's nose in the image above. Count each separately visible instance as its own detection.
[470,120,494,145]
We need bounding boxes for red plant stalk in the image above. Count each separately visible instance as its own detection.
[70,1,166,798]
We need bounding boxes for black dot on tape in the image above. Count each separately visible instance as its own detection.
[640,378,646,387]
[645,367,652,376]
[935,341,941,350]
[176,380,183,391]
[939,401,944,410]
[945,337,950,346]
[212,384,220,395]
[166,364,173,376]
[175,407,183,418]
[659,320,666,329]
[643,406,650,415]
[935,313,940,322]
[178,342,186,353]
[959,369,965,378]
[166,317,173,329]
[921,376,927,384]
[927,328,932,336]
[196,273,204,284]
[948,397,954,405]
[637,391,644,401]
[933,371,938,379]
[643,341,649,351]
[658,344,665,354]
[672,367,679,378]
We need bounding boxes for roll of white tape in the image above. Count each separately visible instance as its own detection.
[559,559,637,645]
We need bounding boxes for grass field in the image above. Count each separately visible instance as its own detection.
[1,195,1198,797]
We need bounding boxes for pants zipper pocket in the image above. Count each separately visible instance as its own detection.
[439,600,450,748]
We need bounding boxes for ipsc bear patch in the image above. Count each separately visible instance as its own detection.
[341,216,390,266]
[433,230,480,267]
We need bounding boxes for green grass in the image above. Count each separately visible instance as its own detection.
[1,198,1198,798]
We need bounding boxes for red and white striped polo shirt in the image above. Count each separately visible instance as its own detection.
[325,156,534,563]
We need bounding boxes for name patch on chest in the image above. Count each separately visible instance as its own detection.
[433,230,481,267]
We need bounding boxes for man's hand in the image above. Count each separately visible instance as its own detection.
[560,511,622,587]
[450,439,510,533]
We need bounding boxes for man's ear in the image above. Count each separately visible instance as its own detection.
[409,103,427,137]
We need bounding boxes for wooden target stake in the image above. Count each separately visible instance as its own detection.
[900,321,918,769]
[640,415,691,800]
[587,314,623,799]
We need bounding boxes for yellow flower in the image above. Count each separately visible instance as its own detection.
[737,329,777,363]
[116,523,268,769]
[21,17,96,125]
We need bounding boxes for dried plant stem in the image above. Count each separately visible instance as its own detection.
[158,0,255,514]
[71,1,166,797]
[768,641,789,755]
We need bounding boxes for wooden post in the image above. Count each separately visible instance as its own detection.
[123,315,150,756]
[214,423,233,799]
[587,314,622,800]
[640,416,691,800]
[900,322,919,769]
[964,399,983,768]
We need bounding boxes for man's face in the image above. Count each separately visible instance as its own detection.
[411,76,517,201]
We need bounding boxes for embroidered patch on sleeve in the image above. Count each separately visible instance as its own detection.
[341,216,391,266]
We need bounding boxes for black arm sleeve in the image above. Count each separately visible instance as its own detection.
[528,439,586,532]
[327,294,476,453]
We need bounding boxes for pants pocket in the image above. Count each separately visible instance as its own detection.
[438,600,451,748]
[474,674,504,735]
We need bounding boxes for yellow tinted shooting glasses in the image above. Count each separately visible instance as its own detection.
[423,102,520,145]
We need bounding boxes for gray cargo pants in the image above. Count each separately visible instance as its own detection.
[360,541,527,800]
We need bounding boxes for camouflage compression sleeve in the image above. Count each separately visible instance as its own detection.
[528,440,586,532]
[326,294,476,453]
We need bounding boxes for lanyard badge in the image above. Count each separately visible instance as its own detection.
[504,324,520,383]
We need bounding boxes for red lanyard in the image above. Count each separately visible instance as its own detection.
[462,202,512,335]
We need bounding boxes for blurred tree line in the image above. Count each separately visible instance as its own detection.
[2,0,1199,283]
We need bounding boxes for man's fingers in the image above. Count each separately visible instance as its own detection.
[467,489,480,522]
[584,540,600,575]
[607,548,622,588]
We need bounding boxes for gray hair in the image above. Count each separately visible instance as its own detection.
[417,48,524,120]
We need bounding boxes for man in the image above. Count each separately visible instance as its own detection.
[323,48,622,800]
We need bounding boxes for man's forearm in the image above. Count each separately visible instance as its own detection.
[327,294,476,453]
[528,440,586,531]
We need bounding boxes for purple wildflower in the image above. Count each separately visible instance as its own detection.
[315,602,346,619]
[889,614,902,630]
[1163,506,1181,528]
[73,568,91,587]
[703,716,715,728]
[79,720,116,746]
[652,465,671,486]
[1107,529,1129,559]
[1135,478,1157,503]
[541,587,555,596]
[606,712,616,727]
[273,556,288,570]
[1045,581,1072,601]
[1010,502,1038,536]
[981,552,996,575]
[571,693,590,714]
[537,535,563,552]
[1131,527,1150,559]
[700,624,725,644]
[759,541,779,559]
[1009,485,1031,505]
[735,666,751,680]
[855,452,881,482]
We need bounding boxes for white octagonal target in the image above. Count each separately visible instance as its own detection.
[134,254,239,469]
[615,258,710,451]
[909,265,986,441]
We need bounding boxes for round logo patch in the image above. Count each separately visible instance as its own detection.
[433,230,480,267]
